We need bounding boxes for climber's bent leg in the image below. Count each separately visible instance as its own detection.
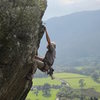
[34,59,49,72]
[34,59,54,79]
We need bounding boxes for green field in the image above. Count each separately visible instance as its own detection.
[26,73,100,100]
[27,89,59,100]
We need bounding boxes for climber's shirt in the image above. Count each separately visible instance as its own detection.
[43,43,56,67]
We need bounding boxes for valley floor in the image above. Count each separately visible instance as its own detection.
[26,73,100,100]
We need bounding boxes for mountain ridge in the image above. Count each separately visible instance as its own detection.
[40,10,100,67]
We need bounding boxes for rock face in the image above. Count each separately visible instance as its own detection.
[0,0,47,100]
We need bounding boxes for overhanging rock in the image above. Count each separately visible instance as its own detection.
[0,0,47,100]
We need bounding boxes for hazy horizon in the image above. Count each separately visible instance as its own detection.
[43,0,100,20]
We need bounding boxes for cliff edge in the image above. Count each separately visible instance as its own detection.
[0,0,47,100]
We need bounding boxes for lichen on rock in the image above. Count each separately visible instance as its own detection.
[0,0,47,100]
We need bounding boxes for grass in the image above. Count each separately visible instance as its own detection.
[54,72,86,78]
[26,73,100,100]
[27,89,59,100]
[75,66,84,70]
[33,77,61,86]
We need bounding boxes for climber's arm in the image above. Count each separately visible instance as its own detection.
[44,27,51,45]
[35,56,43,61]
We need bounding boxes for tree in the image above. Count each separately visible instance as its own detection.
[34,88,39,96]
[57,84,81,100]
[42,83,51,97]
[79,79,86,89]
[91,72,99,82]
[79,79,86,100]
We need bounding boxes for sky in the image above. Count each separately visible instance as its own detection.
[43,0,100,20]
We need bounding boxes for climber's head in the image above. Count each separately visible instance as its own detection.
[47,42,56,49]
[51,42,56,49]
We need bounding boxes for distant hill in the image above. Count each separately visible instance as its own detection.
[40,10,100,67]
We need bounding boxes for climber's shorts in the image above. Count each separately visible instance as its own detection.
[34,59,50,72]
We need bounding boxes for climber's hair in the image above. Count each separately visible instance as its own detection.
[47,42,56,49]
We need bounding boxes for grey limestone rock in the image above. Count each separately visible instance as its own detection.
[0,0,47,100]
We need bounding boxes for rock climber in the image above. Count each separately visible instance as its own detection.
[35,26,56,79]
